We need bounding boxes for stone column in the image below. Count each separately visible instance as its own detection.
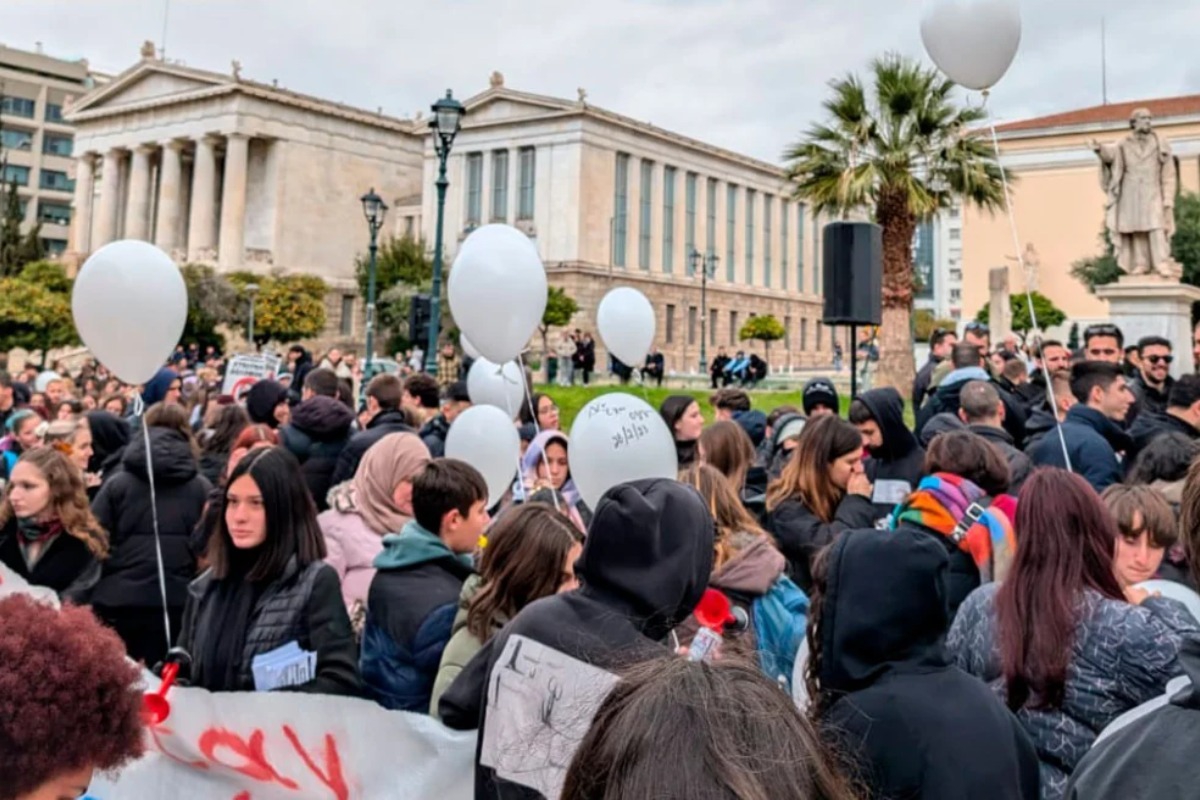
[988,266,1012,343]
[218,133,249,270]
[124,145,153,241]
[70,153,95,253]
[187,136,218,261]
[94,149,122,249]
[155,140,184,254]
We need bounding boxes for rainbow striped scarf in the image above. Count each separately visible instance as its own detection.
[892,473,1016,584]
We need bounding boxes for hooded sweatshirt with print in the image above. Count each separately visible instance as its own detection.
[438,478,714,799]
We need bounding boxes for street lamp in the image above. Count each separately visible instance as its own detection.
[426,89,466,375]
[244,282,259,350]
[690,248,719,374]
[360,187,388,380]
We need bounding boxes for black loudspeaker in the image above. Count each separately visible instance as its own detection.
[822,222,882,326]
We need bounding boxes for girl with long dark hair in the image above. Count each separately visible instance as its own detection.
[660,395,705,469]
[949,468,1200,799]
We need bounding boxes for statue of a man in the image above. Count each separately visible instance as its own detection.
[1091,109,1180,279]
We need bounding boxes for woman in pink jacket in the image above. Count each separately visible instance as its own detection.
[318,432,430,622]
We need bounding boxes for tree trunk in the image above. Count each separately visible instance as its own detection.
[873,189,917,398]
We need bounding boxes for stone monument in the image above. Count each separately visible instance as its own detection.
[988,266,1012,343]
[1092,109,1200,376]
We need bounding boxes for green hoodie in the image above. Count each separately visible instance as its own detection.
[372,520,474,571]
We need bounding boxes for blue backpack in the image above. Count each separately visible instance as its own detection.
[750,575,809,691]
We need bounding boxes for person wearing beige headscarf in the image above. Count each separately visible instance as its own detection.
[318,432,431,615]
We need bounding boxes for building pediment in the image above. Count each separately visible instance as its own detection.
[461,88,576,127]
[68,62,228,119]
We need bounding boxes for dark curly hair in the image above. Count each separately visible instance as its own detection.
[0,595,144,799]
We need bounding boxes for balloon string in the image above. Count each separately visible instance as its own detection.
[515,353,560,512]
[982,94,1072,473]
[134,395,174,653]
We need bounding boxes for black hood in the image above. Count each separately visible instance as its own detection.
[367,408,414,432]
[858,387,919,460]
[817,527,950,694]
[576,478,714,641]
[85,411,131,473]
[122,427,200,485]
[290,395,354,440]
[244,380,289,428]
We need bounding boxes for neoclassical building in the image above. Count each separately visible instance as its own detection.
[66,46,838,371]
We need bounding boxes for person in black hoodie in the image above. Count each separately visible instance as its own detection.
[244,379,290,430]
[279,368,355,511]
[331,374,415,486]
[849,387,925,520]
[286,345,314,405]
[807,526,1040,800]
[84,410,131,491]
[439,478,714,799]
[1126,373,1200,465]
[90,403,211,665]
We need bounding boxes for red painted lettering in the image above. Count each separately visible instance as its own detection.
[199,728,299,789]
[148,723,209,770]
[283,725,349,800]
[233,793,251,800]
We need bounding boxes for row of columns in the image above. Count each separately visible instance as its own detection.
[72,133,252,268]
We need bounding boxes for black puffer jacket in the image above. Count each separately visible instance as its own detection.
[419,414,451,459]
[968,424,1034,494]
[90,427,210,610]
[280,396,355,511]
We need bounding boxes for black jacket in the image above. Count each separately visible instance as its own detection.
[178,559,359,695]
[858,387,925,520]
[817,527,1041,800]
[419,414,450,459]
[331,409,416,486]
[1128,372,1174,424]
[912,354,944,410]
[967,424,1033,494]
[917,369,1028,448]
[439,479,714,799]
[279,396,355,511]
[0,517,99,601]
[1022,407,1060,454]
[1029,405,1131,492]
[1127,408,1200,466]
[91,428,210,610]
[766,493,877,593]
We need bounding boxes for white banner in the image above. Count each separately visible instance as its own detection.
[221,353,283,399]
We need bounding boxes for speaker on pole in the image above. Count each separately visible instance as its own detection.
[821,222,882,326]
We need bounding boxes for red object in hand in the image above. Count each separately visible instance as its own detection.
[142,661,178,725]
[693,588,736,631]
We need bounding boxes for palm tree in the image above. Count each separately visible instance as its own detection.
[785,53,1006,394]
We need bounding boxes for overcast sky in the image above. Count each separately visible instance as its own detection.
[6,0,1200,162]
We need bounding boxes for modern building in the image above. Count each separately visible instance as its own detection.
[0,42,106,258]
[913,202,965,323]
[962,95,1200,333]
[65,45,840,371]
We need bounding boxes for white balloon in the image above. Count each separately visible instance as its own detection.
[568,393,677,509]
[1137,580,1200,625]
[460,334,482,360]
[448,224,547,364]
[596,287,655,368]
[445,405,520,508]
[71,240,188,385]
[920,0,1021,91]
[466,358,525,418]
[35,371,61,392]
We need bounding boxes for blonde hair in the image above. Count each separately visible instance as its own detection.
[0,447,107,558]
[682,463,767,572]
[699,421,757,492]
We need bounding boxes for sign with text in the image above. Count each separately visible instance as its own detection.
[221,354,282,399]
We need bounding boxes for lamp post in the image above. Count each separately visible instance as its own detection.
[360,188,388,380]
[244,282,259,351]
[691,248,719,374]
[425,89,466,375]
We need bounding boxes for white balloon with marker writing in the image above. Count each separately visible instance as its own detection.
[445,404,520,508]
[466,357,525,418]
[71,240,188,385]
[569,393,678,509]
[596,287,656,368]
[448,224,547,364]
[920,0,1021,91]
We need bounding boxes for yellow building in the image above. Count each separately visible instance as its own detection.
[963,95,1200,332]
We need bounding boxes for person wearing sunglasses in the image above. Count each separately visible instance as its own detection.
[1129,336,1175,419]
[1083,324,1125,365]
[963,321,990,353]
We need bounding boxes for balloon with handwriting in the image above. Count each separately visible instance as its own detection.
[448,224,547,364]
[569,393,677,509]
[445,404,520,508]
[72,240,188,385]
[466,357,525,418]
[596,287,656,368]
[920,0,1021,91]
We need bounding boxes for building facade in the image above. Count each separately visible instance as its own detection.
[963,95,1200,333]
[913,202,965,323]
[0,43,106,257]
[65,48,837,370]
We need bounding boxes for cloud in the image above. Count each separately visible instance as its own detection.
[5,0,1200,162]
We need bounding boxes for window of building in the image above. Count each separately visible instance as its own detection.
[518,146,536,220]
[37,201,71,226]
[491,150,509,222]
[39,169,72,192]
[613,153,629,268]
[950,288,962,301]
[1,96,36,118]
[684,172,697,274]
[784,314,792,350]
[404,216,415,238]
[40,238,66,257]
[662,165,676,273]
[745,189,756,284]
[763,195,773,288]
[780,200,789,291]
[709,308,717,345]
[949,228,961,241]
[688,306,697,346]
[465,152,483,228]
[340,295,355,336]
[949,206,960,218]
[44,103,64,123]
[812,214,821,294]
[665,303,676,344]
[950,268,963,282]
[725,184,737,282]
[42,134,72,157]
[797,203,806,292]
[639,159,653,270]
[0,128,32,151]
[706,177,717,261]
[800,319,808,351]
[729,310,739,346]
[2,164,30,186]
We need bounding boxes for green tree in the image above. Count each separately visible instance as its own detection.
[226,271,328,345]
[785,53,1006,392]
[1067,322,1080,351]
[1070,229,1122,292]
[975,291,1066,336]
[912,308,958,342]
[180,264,239,350]
[355,235,434,353]
[739,314,787,360]
[0,261,77,354]
[538,286,580,380]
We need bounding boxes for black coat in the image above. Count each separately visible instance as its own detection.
[1128,372,1174,425]
[917,369,1028,448]
[766,493,877,593]
[330,409,416,486]
[439,479,713,799]
[419,414,450,459]
[90,428,210,611]
[279,396,355,511]
[816,527,1041,800]
[0,516,99,601]
[858,387,925,521]
[1127,408,1200,466]
[912,354,944,410]
[967,424,1033,494]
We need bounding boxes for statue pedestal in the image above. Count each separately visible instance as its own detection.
[1096,277,1200,377]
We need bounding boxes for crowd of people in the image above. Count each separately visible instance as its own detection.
[4,317,1200,799]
